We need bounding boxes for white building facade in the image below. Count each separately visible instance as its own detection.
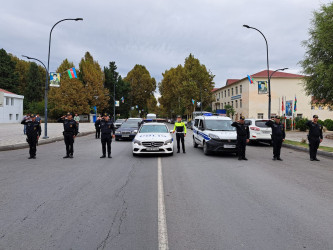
[0,88,24,123]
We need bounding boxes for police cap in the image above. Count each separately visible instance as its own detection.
[275,115,281,119]
[240,115,245,120]
[66,112,73,116]
[103,113,109,117]
[177,115,181,118]
[30,114,35,118]
[313,115,319,118]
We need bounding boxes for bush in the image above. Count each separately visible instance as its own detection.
[296,118,308,131]
[323,119,333,128]
[325,119,333,131]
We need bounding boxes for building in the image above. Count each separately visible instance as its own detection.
[0,88,24,123]
[212,70,333,121]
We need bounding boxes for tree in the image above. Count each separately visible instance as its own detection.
[48,59,90,118]
[300,2,333,105]
[104,61,131,118]
[124,64,156,116]
[147,94,158,114]
[159,54,215,118]
[0,48,19,93]
[224,104,235,118]
[24,62,44,109]
[79,52,109,113]
[10,55,30,95]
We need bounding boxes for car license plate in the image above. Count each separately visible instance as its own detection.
[263,131,271,134]
[224,144,236,148]
[122,134,130,137]
[147,147,159,151]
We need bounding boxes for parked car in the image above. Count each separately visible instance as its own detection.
[115,121,139,141]
[114,119,125,129]
[244,119,272,144]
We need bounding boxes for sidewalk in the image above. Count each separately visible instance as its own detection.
[285,130,333,147]
[0,123,95,150]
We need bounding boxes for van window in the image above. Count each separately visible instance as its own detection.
[255,120,270,127]
[194,119,199,127]
[198,120,204,129]
[204,120,235,131]
[244,120,252,126]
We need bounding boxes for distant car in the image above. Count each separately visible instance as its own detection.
[245,119,272,144]
[146,113,157,120]
[114,119,125,129]
[132,122,174,156]
[170,119,175,124]
[115,121,139,141]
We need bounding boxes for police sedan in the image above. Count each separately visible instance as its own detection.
[132,123,174,156]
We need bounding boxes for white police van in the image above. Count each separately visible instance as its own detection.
[193,115,237,155]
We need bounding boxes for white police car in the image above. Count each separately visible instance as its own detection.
[193,115,237,155]
[132,122,174,155]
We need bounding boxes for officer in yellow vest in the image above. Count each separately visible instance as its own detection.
[172,115,187,153]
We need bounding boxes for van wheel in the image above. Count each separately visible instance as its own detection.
[193,136,198,148]
[203,141,210,155]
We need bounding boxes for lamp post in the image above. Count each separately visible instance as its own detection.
[44,18,83,139]
[243,24,271,119]
[269,68,288,81]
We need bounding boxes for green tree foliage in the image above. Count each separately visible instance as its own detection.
[24,62,44,109]
[300,3,333,105]
[0,48,19,93]
[159,54,215,117]
[10,55,30,95]
[147,95,158,114]
[124,65,156,114]
[224,104,235,117]
[48,59,90,118]
[104,61,131,118]
[79,52,109,112]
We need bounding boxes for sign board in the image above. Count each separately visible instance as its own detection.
[50,73,60,87]
[257,81,268,94]
[115,101,120,107]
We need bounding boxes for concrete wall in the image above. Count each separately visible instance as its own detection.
[0,92,24,123]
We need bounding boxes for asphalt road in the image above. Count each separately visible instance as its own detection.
[0,127,333,250]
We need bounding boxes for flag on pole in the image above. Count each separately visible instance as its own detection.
[67,67,77,79]
[281,96,285,112]
[294,95,297,112]
[247,75,254,84]
[121,97,124,103]
[192,99,195,104]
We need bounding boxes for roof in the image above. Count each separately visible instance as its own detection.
[226,79,240,85]
[212,88,219,92]
[0,88,16,95]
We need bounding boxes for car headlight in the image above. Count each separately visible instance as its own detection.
[164,139,173,145]
[209,133,220,140]
[115,131,121,134]
[133,139,142,145]
[132,130,138,134]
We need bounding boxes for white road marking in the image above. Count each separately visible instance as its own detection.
[158,157,169,250]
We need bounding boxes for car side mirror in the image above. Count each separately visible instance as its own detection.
[170,130,173,133]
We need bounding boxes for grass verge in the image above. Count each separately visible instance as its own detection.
[284,139,333,153]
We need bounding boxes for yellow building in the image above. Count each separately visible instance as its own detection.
[212,70,333,121]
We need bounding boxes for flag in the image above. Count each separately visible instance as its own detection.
[247,75,254,84]
[294,95,297,112]
[192,99,195,104]
[281,96,284,112]
[67,67,77,79]
[121,97,124,103]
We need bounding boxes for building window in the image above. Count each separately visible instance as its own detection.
[225,102,226,108]
[319,105,323,110]
[231,101,234,107]
[16,114,19,120]
[236,100,238,108]
[228,89,230,97]
[240,99,242,108]
[228,102,230,106]
[225,90,226,97]
[257,113,264,119]
[236,87,238,95]
[311,105,315,110]
[11,98,14,106]
[221,103,223,109]
[232,88,234,96]
[297,114,303,118]
[6,97,9,105]
[219,93,220,99]
[9,114,13,120]
[240,85,242,94]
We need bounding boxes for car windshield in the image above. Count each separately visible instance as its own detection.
[204,120,236,131]
[255,120,270,128]
[115,119,125,123]
[120,122,138,128]
[139,125,168,133]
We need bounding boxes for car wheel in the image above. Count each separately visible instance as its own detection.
[203,141,210,155]
[193,136,198,148]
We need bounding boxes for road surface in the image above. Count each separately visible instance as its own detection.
[0,128,333,250]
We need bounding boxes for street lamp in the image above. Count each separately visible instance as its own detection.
[269,68,289,81]
[44,18,83,139]
[243,24,271,119]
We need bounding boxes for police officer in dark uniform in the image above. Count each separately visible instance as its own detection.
[21,114,41,159]
[231,116,250,160]
[57,112,78,158]
[266,116,285,161]
[306,115,323,161]
[95,113,115,158]
[95,114,101,139]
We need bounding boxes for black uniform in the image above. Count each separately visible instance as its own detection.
[21,119,41,158]
[95,119,115,157]
[95,120,101,139]
[306,121,323,160]
[58,118,78,157]
[231,122,250,160]
[266,120,285,160]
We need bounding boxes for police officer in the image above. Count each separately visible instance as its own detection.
[95,114,101,139]
[266,116,285,161]
[95,113,115,158]
[58,112,78,158]
[306,115,323,161]
[172,115,186,153]
[231,116,250,160]
[21,114,41,159]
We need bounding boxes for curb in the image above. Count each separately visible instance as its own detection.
[0,131,95,152]
[283,143,333,159]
